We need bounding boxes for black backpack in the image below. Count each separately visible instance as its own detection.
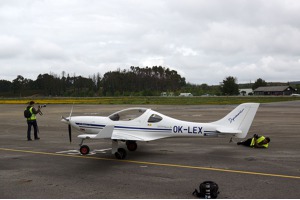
[24,106,32,118]
[193,181,219,199]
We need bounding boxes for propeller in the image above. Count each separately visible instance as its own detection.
[68,104,74,143]
[61,104,74,143]
[68,124,72,143]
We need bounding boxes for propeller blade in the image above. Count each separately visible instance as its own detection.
[69,104,74,119]
[66,104,74,143]
[68,124,72,143]
[61,116,69,123]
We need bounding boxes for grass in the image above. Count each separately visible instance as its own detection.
[0,96,299,105]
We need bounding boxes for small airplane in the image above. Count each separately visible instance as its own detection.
[61,103,259,159]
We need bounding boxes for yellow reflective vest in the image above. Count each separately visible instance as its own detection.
[250,136,268,148]
[27,107,37,121]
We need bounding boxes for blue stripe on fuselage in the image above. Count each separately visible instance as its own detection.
[75,122,172,132]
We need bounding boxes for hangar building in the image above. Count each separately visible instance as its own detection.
[254,86,296,96]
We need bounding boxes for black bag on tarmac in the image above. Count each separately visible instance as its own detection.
[193,181,219,199]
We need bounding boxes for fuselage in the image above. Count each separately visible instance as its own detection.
[62,108,221,140]
[60,103,259,159]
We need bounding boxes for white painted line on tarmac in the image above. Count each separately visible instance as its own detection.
[56,148,112,155]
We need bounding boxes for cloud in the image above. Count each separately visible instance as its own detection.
[0,35,23,58]
[30,39,67,60]
[0,0,300,84]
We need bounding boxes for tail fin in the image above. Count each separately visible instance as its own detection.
[212,103,260,138]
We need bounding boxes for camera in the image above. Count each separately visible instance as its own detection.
[38,104,47,108]
[38,104,46,116]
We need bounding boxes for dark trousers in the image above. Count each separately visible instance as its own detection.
[27,120,38,140]
[239,138,252,146]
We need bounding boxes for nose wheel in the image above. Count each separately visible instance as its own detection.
[80,145,90,155]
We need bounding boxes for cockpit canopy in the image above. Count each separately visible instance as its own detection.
[109,108,147,121]
[108,107,164,123]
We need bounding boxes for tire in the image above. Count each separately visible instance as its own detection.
[80,145,90,155]
[126,141,137,151]
[115,148,127,159]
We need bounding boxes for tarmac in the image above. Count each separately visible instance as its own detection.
[0,101,299,198]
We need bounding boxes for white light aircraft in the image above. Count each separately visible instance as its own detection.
[61,103,259,159]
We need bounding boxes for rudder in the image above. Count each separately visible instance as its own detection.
[212,103,260,138]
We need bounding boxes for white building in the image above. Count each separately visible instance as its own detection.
[179,93,193,97]
[239,88,253,96]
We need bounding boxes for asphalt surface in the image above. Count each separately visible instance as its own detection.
[0,101,299,198]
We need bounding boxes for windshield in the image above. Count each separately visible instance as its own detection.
[148,114,163,123]
[109,108,147,121]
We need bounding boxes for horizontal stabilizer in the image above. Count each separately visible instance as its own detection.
[216,127,242,134]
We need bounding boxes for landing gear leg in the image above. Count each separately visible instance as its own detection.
[112,140,118,154]
[79,138,85,146]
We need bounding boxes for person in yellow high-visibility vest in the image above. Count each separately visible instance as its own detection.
[237,134,270,148]
[26,101,41,141]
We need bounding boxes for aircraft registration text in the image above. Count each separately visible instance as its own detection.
[173,126,203,134]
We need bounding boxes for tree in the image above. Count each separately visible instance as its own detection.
[36,73,60,96]
[12,75,25,96]
[0,80,12,93]
[1,67,188,97]
[101,66,186,96]
[221,76,239,95]
[252,78,267,90]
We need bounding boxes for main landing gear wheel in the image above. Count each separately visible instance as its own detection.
[126,141,137,151]
[115,148,127,159]
[80,145,90,155]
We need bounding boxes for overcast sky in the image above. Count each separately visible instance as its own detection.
[1,0,300,85]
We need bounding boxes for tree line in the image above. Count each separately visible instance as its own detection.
[0,66,187,97]
[0,66,293,97]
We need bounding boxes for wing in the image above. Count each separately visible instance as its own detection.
[78,125,114,139]
[111,129,168,141]
[78,125,167,141]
